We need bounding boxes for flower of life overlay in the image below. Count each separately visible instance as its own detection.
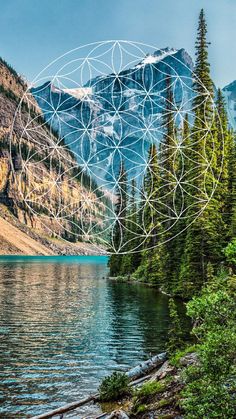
[10,41,224,254]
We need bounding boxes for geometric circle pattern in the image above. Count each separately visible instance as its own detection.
[10,41,224,253]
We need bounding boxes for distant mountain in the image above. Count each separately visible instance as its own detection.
[223,80,236,130]
[31,47,194,187]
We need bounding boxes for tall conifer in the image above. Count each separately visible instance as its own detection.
[179,9,224,295]
[109,159,127,276]
[136,144,163,284]
[158,76,178,291]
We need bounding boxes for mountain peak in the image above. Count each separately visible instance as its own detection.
[135,47,177,68]
[135,47,193,70]
[223,79,236,130]
[223,80,236,92]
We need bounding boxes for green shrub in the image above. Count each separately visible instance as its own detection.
[170,345,197,367]
[98,371,130,402]
[181,273,236,418]
[224,239,236,271]
[182,377,236,418]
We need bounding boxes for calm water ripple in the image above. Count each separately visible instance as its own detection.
[0,256,171,418]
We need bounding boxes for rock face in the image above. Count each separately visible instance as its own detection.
[0,58,107,244]
[223,80,236,130]
[31,48,194,187]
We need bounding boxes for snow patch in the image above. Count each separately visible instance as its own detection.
[63,87,92,99]
[136,48,178,69]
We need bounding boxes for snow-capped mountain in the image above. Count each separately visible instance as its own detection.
[31,47,194,187]
[223,80,236,130]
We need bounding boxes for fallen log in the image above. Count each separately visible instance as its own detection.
[30,394,99,419]
[31,352,166,419]
[150,360,174,381]
[129,373,152,386]
[126,352,167,380]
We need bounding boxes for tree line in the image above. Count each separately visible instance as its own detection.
[109,9,236,299]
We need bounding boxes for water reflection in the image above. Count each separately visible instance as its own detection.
[0,256,170,418]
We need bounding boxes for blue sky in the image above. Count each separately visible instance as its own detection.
[0,0,235,87]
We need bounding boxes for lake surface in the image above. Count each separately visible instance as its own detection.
[0,256,171,418]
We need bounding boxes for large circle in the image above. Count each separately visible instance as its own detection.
[10,41,224,253]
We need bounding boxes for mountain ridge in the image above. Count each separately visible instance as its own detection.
[31,47,195,187]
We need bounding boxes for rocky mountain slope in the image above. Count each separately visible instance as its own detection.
[31,48,194,187]
[31,46,236,192]
[223,80,236,129]
[0,58,108,254]
[0,214,53,255]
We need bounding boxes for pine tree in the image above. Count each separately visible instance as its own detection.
[179,10,225,296]
[215,90,236,242]
[193,9,214,111]
[121,179,140,274]
[215,89,235,241]
[167,298,185,353]
[135,144,163,284]
[144,144,162,248]
[109,159,127,276]
[228,134,236,238]
[158,76,179,291]
[169,114,192,294]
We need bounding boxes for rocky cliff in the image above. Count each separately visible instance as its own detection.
[223,80,236,130]
[0,58,108,252]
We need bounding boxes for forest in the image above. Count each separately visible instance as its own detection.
[108,9,236,417]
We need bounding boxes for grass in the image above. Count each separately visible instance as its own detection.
[135,381,166,398]
[169,344,197,367]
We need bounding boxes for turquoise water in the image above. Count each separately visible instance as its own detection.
[0,255,109,264]
[0,256,171,418]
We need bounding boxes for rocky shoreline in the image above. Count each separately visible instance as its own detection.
[98,351,198,419]
[30,351,198,419]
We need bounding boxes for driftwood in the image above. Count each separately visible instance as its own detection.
[31,352,167,419]
[129,373,152,386]
[126,352,167,380]
[150,360,174,381]
[30,394,99,419]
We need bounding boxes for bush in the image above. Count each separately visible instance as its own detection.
[224,239,236,272]
[167,298,185,354]
[181,273,236,418]
[170,345,197,367]
[182,376,236,418]
[98,371,130,402]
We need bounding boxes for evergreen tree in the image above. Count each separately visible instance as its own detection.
[167,298,185,353]
[169,115,192,294]
[135,144,163,284]
[228,136,236,238]
[216,89,236,240]
[158,76,179,291]
[121,179,140,274]
[109,159,127,276]
[179,9,225,296]
[193,9,214,111]
[109,10,235,297]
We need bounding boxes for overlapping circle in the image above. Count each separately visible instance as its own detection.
[10,41,224,253]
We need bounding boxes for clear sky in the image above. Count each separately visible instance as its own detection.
[0,0,235,87]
